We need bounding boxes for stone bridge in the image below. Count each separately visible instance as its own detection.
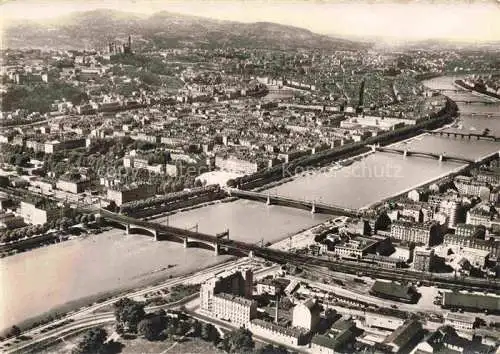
[100,211,229,256]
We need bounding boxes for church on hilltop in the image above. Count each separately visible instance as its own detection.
[108,35,132,55]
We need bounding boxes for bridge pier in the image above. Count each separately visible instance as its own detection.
[439,154,443,162]
[183,237,189,248]
[266,193,272,206]
[214,243,220,256]
[311,201,316,214]
[125,224,130,234]
[403,149,408,157]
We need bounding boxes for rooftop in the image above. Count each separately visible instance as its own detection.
[370,281,417,302]
[384,320,422,348]
[214,292,255,307]
[251,319,305,338]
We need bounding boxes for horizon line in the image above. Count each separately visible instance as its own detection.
[1,1,500,43]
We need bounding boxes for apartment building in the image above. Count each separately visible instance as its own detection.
[390,220,441,246]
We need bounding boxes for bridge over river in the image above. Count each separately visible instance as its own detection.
[424,130,500,142]
[99,209,229,255]
[227,189,363,217]
[95,209,500,293]
[372,146,476,164]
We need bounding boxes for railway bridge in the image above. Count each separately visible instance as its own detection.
[99,209,229,255]
[92,209,500,292]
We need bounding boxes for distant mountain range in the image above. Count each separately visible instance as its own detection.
[2,9,369,51]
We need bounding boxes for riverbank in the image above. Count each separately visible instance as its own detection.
[269,221,333,252]
[0,228,239,333]
[1,243,237,334]
[454,79,500,101]
[365,138,500,211]
[236,97,457,191]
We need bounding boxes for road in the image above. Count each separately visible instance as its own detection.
[0,257,254,353]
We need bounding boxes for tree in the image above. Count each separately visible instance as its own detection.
[137,319,158,341]
[219,328,254,353]
[72,327,108,354]
[190,319,202,337]
[256,344,289,354]
[0,176,9,187]
[114,298,146,333]
[374,211,391,232]
[8,325,21,338]
[201,322,219,343]
[137,311,167,341]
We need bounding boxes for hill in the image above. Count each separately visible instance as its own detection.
[2,9,367,51]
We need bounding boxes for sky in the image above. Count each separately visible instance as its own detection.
[1,0,500,42]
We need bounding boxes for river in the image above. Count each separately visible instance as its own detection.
[1,75,499,332]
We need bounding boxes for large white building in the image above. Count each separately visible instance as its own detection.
[214,156,260,174]
[200,268,256,327]
[292,297,321,332]
[212,293,257,328]
[20,200,60,225]
[106,183,156,206]
[390,220,441,246]
[438,199,460,229]
[444,313,476,331]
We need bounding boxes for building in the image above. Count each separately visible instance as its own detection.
[467,206,495,228]
[441,291,500,313]
[364,313,405,331]
[413,246,435,272]
[383,320,423,353]
[20,200,60,225]
[401,203,424,223]
[214,156,261,174]
[414,326,492,354]
[444,313,476,331]
[454,175,491,198]
[333,236,378,259]
[362,254,405,269]
[311,330,355,354]
[390,220,441,246]
[340,115,411,131]
[455,223,483,238]
[369,281,419,304]
[249,319,307,347]
[200,268,256,326]
[44,138,86,154]
[438,199,461,228]
[256,277,290,296]
[212,293,257,327]
[106,183,156,206]
[292,297,321,332]
[443,233,500,259]
[407,189,428,202]
[56,175,90,194]
[473,169,500,185]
